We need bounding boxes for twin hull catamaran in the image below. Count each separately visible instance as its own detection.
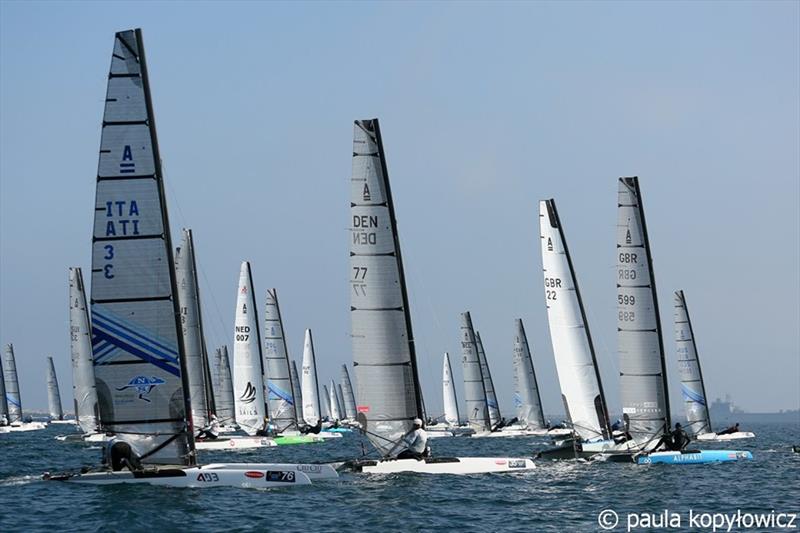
[46,29,335,487]
[345,119,534,474]
[2,344,46,432]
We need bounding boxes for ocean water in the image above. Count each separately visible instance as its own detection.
[0,422,797,532]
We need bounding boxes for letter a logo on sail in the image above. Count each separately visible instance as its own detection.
[363,183,371,202]
[119,145,135,174]
[547,237,553,252]
[626,228,632,245]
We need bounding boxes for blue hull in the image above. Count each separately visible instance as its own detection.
[638,450,753,465]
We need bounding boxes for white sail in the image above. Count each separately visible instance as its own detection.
[69,267,99,434]
[263,289,298,432]
[340,365,357,420]
[442,352,460,426]
[175,229,210,429]
[89,29,194,465]
[46,356,64,420]
[329,380,341,421]
[290,360,304,425]
[3,344,22,423]
[321,384,331,420]
[232,261,266,435]
[539,199,611,441]
[475,331,501,426]
[214,346,235,425]
[350,119,424,457]
[460,312,491,432]
[674,290,711,435]
[0,349,8,423]
[616,177,671,443]
[512,319,546,429]
[301,329,320,425]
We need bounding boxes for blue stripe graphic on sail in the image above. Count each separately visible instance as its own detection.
[513,393,523,407]
[92,328,180,377]
[681,384,706,405]
[5,395,20,407]
[92,316,179,366]
[91,339,117,362]
[93,308,178,357]
[487,399,498,409]
[267,382,294,404]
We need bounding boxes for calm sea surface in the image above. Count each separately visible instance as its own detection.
[1,422,798,532]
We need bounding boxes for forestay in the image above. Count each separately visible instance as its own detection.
[340,365,357,420]
[69,267,100,434]
[674,290,711,435]
[3,345,21,423]
[512,319,545,429]
[616,177,671,443]
[301,329,321,425]
[539,199,611,441]
[475,331,500,426]
[442,352,460,426]
[263,289,298,433]
[232,261,266,436]
[349,119,424,457]
[214,346,235,425]
[89,29,194,465]
[175,229,211,429]
[46,357,64,420]
[460,312,490,432]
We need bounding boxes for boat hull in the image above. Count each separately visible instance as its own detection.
[195,437,276,450]
[274,435,323,445]
[695,432,755,441]
[205,462,339,480]
[352,457,536,475]
[637,450,754,465]
[2,422,47,432]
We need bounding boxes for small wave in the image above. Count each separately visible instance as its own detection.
[0,475,39,486]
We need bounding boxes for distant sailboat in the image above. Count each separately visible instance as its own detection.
[340,365,357,421]
[2,344,45,432]
[69,268,101,436]
[290,359,304,424]
[263,289,299,433]
[345,119,534,474]
[442,352,460,427]
[0,348,9,431]
[475,331,501,427]
[213,346,236,429]
[460,311,491,434]
[46,29,330,485]
[329,380,342,422]
[674,290,754,441]
[301,329,321,425]
[46,356,68,423]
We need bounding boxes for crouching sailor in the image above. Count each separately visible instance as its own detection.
[396,418,429,460]
[196,414,220,441]
[103,437,142,472]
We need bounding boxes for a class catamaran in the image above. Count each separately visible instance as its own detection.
[213,346,237,431]
[2,344,46,432]
[613,177,751,465]
[674,290,754,442]
[69,268,102,437]
[46,356,70,423]
[343,119,534,474]
[45,29,335,486]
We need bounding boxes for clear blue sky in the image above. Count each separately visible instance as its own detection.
[1,1,798,416]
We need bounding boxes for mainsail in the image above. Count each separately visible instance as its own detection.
[442,352,460,426]
[175,229,211,429]
[301,329,321,425]
[460,312,491,432]
[214,346,235,425]
[321,385,332,419]
[674,290,711,435]
[69,267,100,434]
[263,289,298,432]
[0,352,8,423]
[232,261,266,435]
[329,380,342,421]
[290,360,304,425]
[3,344,21,423]
[616,177,671,443]
[350,118,424,457]
[475,331,501,426]
[512,319,546,429]
[337,384,347,420]
[46,357,64,420]
[539,199,611,441]
[340,365,357,420]
[89,29,194,465]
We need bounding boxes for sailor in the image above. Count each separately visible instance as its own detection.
[256,417,276,437]
[611,419,623,432]
[196,414,220,440]
[0,414,7,426]
[717,422,740,435]
[671,423,690,450]
[301,418,323,435]
[103,437,142,471]
[397,418,429,460]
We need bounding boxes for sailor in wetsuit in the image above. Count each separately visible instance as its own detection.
[196,414,220,440]
[656,423,691,451]
[104,437,142,471]
[717,423,740,435]
[397,418,429,460]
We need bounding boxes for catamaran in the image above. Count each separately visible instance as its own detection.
[213,346,237,433]
[343,119,534,474]
[45,29,335,486]
[0,347,9,433]
[46,356,71,424]
[299,329,340,438]
[339,364,358,425]
[2,344,46,432]
[424,352,471,437]
[674,290,754,441]
[612,177,751,465]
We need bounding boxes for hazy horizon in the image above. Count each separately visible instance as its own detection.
[1,1,798,418]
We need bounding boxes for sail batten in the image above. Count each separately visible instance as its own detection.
[460,312,491,432]
[539,199,611,440]
[90,29,194,466]
[232,262,266,435]
[616,177,671,443]
[512,319,546,429]
[674,290,711,435]
[46,357,64,420]
[263,289,298,432]
[350,119,423,457]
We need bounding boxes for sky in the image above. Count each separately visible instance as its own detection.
[1,1,798,418]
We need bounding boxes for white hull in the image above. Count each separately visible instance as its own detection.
[2,422,47,433]
[358,457,536,475]
[49,420,77,425]
[426,431,454,438]
[48,464,313,488]
[55,432,111,443]
[205,462,339,481]
[315,431,343,439]
[471,427,568,438]
[695,431,755,441]
[195,437,277,450]
[217,425,239,434]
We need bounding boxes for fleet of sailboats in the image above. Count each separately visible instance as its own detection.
[0,28,760,487]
